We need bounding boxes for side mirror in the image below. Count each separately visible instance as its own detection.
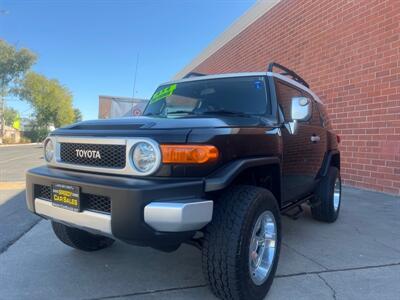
[291,97,311,121]
[287,97,311,134]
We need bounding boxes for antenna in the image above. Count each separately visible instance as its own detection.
[132,53,139,99]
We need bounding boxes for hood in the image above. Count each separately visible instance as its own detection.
[58,115,265,131]
[51,116,268,143]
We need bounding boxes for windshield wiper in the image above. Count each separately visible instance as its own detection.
[166,111,198,115]
[146,110,255,118]
[201,110,253,118]
[144,111,195,116]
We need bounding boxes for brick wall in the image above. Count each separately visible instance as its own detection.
[192,0,400,195]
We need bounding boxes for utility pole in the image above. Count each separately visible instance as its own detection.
[0,95,4,144]
[132,53,139,99]
[0,10,9,143]
[0,9,9,143]
[131,53,140,115]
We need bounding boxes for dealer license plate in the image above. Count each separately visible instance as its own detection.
[52,184,81,211]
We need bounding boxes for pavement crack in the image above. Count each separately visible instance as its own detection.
[83,284,207,300]
[89,262,400,300]
[276,261,400,279]
[317,274,337,300]
[353,225,363,235]
[282,242,329,270]
[352,225,400,255]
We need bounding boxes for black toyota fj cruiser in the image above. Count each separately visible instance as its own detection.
[26,63,341,300]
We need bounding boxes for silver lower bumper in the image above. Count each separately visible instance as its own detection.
[35,199,112,235]
[35,198,213,235]
[144,200,213,232]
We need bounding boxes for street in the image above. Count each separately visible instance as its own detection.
[0,144,43,183]
[0,144,399,300]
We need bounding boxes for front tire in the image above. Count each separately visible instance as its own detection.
[202,185,281,300]
[52,221,115,251]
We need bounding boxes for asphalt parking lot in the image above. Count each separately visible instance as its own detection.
[0,145,399,300]
[0,143,43,183]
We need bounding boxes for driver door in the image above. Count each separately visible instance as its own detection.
[275,80,327,204]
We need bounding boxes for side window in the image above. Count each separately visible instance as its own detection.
[275,81,303,122]
[303,94,322,127]
[275,80,323,127]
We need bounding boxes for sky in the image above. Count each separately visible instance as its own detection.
[0,0,256,120]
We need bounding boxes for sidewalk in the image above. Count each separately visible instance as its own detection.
[0,187,399,300]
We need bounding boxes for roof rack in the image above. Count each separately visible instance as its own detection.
[182,72,207,79]
[267,62,309,88]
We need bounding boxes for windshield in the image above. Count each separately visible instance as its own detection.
[144,76,269,117]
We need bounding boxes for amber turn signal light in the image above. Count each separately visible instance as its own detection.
[160,145,219,164]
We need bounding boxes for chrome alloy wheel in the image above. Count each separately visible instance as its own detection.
[333,177,341,212]
[249,211,277,285]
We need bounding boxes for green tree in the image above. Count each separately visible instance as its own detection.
[0,40,36,96]
[73,108,83,123]
[0,40,36,140]
[18,72,75,128]
[4,107,19,127]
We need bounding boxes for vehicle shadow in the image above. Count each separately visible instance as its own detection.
[0,189,40,253]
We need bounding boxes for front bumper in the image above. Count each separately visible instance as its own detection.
[26,166,213,247]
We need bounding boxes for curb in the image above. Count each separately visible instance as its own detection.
[0,182,25,190]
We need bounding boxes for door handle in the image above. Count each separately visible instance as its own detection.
[311,135,320,143]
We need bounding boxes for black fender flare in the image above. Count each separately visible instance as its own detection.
[204,157,281,192]
[318,150,340,178]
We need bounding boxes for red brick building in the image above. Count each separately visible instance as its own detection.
[176,0,400,195]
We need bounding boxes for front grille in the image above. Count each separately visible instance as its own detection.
[81,194,111,213]
[59,143,126,169]
[34,184,111,214]
[34,185,51,200]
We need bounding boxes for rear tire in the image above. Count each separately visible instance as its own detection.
[52,221,115,251]
[311,167,341,223]
[202,185,281,300]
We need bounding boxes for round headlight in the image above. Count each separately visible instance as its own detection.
[44,139,54,162]
[132,142,158,173]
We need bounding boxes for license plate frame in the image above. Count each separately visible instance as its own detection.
[51,183,81,212]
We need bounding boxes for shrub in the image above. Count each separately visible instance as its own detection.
[23,128,49,143]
